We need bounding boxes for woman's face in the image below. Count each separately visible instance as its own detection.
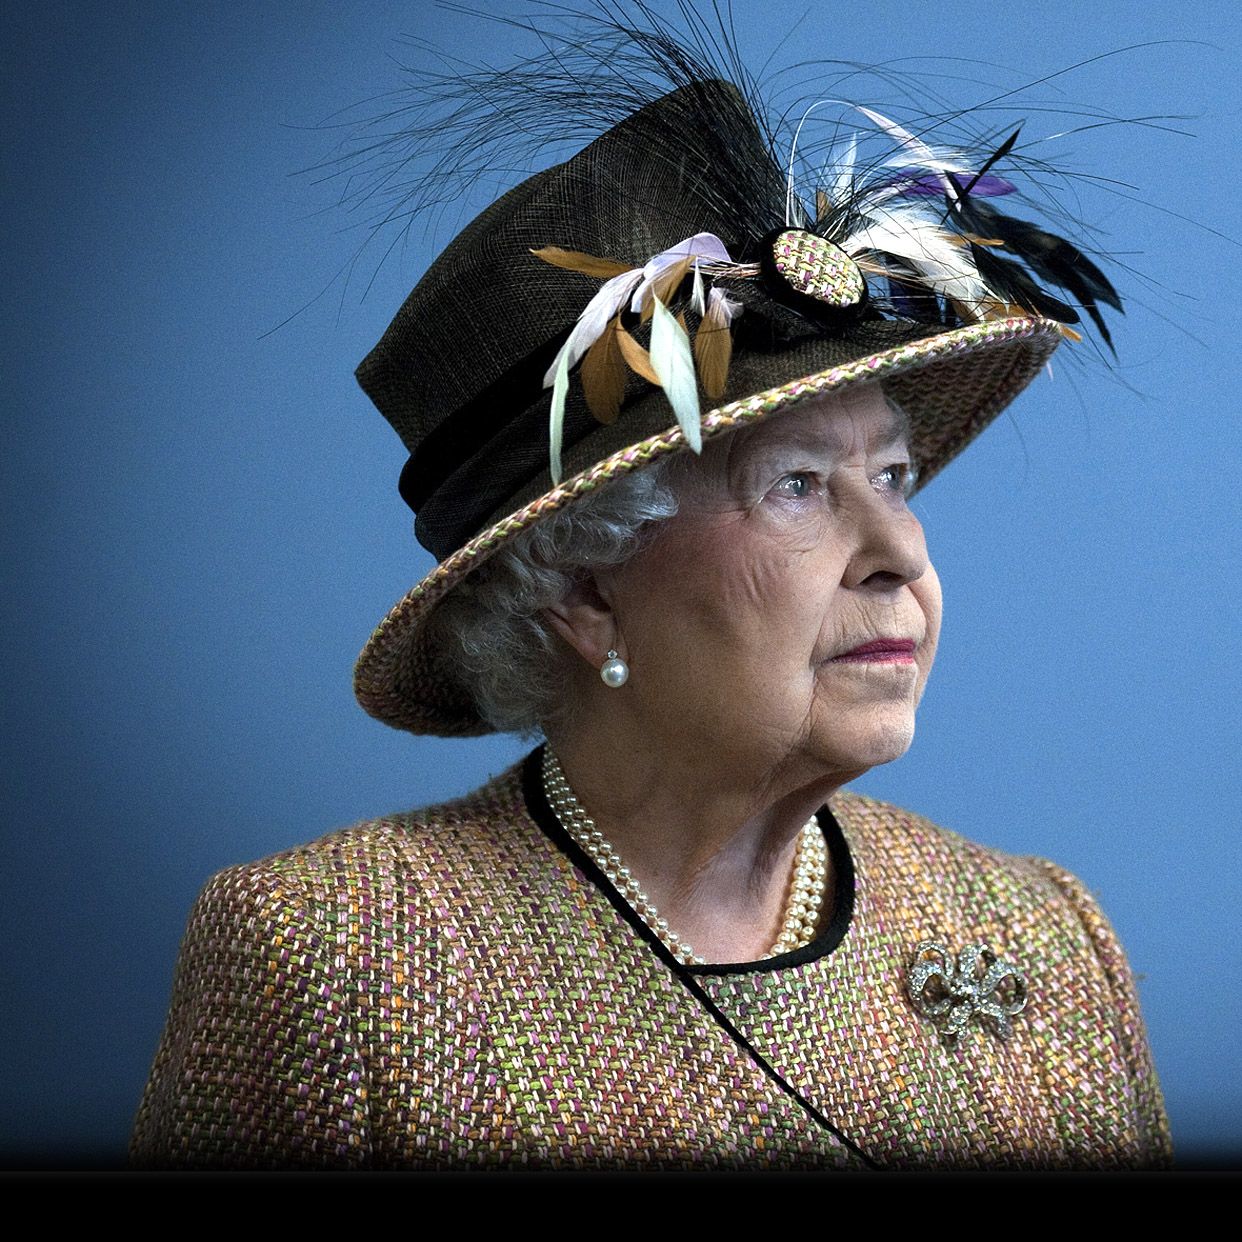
[596,382,943,789]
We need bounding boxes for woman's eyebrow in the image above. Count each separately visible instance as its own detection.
[744,406,913,460]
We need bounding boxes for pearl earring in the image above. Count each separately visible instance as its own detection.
[600,649,629,688]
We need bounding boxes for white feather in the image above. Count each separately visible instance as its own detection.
[629,233,732,315]
[542,268,643,388]
[548,344,572,485]
[862,148,973,211]
[542,267,643,484]
[842,208,988,307]
[854,106,958,201]
[541,233,736,481]
[879,148,971,175]
[705,285,742,327]
[795,102,969,222]
[823,134,857,215]
[786,100,840,226]
[691,263,707,316]
[649,296,701,454]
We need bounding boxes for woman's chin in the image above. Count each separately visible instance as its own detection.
[809,714,916,776]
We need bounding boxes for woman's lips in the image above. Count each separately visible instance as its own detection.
[831,638,917,664]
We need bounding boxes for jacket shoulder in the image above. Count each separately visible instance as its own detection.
[199,757,531,904]
[129,762,531,1169]
[830,787,1058,890]
[829,788,1172,1166]
[828,786,1133,986]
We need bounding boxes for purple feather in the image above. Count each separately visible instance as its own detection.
[883,169,1016,198]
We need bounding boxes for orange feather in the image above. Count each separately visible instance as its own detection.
[529,246,634,279]
[616,322,661,385]
[693,317,733,398]
[580,316,627,424]
[640,256,695,322]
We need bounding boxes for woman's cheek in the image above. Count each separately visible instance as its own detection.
[913,562,943,695]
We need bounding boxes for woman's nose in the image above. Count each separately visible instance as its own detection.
[840,487,929,591]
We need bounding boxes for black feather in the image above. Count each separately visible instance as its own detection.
[949,184,1121,352]
[956,195,1122,311]
[955,126,1023,202]
[969,243,1082,324]
[322,1,791,267]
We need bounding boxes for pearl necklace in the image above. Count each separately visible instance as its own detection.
[541,746,828,967]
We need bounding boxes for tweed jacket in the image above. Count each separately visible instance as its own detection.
[129,744,1172,1171]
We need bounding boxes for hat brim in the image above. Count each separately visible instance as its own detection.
[354,314,1063,736]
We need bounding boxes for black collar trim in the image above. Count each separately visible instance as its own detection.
[519,743,856,977]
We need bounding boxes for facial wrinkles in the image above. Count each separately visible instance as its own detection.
[672,396,926,659]
[676,505,775,641]
[829,480,926,634]
[687,435,835,642]
[700,492,831,710]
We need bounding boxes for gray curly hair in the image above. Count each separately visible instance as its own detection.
[421,454,692,738]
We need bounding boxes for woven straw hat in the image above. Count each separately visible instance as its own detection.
[351,73,1108,737]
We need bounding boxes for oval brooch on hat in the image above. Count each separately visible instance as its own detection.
[771,229,868,308]
[756,227,870,331]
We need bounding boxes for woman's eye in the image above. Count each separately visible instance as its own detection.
[873,462,918,498]
[772,471,818,499]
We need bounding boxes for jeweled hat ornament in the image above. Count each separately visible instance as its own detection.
[348,8,1122,738]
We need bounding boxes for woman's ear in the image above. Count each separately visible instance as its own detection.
[541,572,623,668]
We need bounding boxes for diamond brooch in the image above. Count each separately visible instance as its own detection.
[906,940,1028,1041]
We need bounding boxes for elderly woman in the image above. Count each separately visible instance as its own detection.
[128,43,1171,1170]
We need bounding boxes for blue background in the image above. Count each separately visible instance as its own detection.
[3,1,1238,1167]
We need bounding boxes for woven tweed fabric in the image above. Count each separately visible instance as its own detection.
[129,746,1172,1171]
